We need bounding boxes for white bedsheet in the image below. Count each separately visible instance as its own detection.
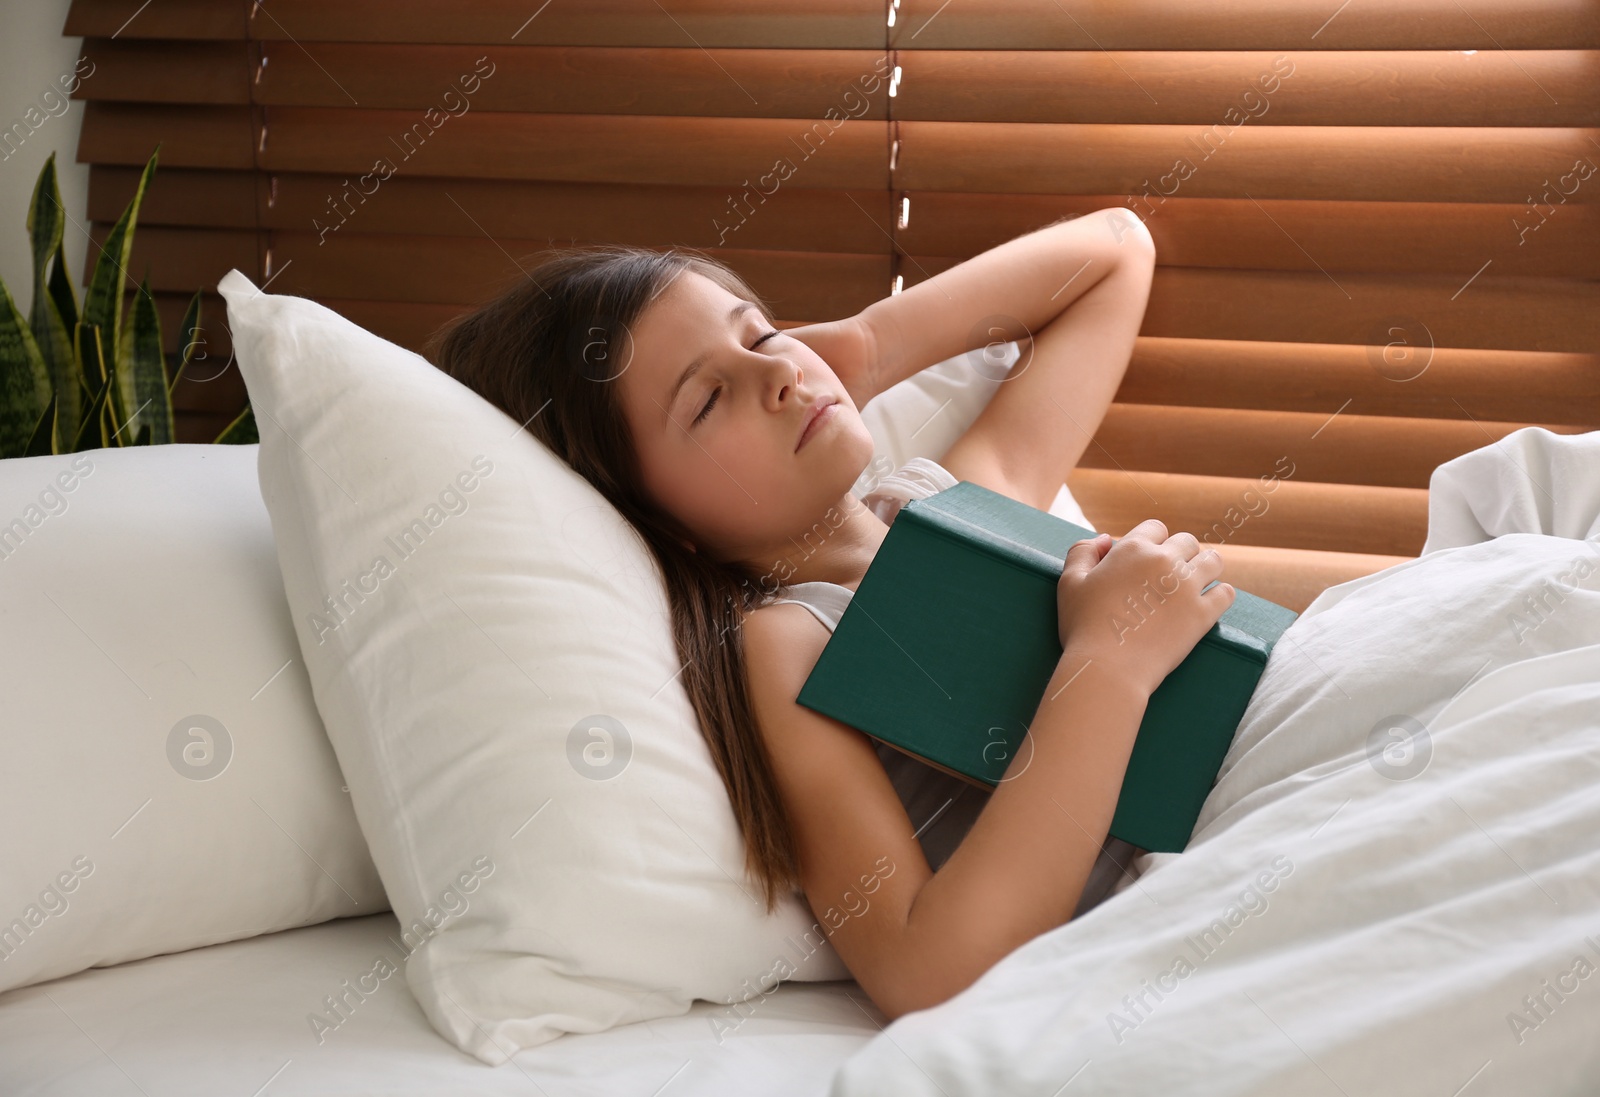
[0,912,876,1095]
[832,427,1600,1096]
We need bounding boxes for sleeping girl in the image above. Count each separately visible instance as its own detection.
[430,207,1235,1022]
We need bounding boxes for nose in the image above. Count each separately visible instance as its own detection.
[763,351,799,410]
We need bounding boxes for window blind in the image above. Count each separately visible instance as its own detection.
[65,0,1598,608]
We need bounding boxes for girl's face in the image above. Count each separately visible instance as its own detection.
[615,270,876,564]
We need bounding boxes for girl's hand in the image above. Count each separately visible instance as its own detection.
[1055,521,1234,698]
[785,315,879,410]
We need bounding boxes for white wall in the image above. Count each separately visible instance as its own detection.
[0,0,91,309]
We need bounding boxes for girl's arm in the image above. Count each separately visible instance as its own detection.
[863,207,1153,398]
[746,523,1231,1024]
[789,208,1156,513]
[743,605,1152,1024]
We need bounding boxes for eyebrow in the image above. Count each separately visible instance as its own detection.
[662,300,759,425]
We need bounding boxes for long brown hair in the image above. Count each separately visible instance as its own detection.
[425,244,801,914]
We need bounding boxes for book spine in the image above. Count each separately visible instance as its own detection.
[899,498,1065,580]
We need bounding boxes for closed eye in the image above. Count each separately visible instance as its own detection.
[693,386,720,425]
[692,330,782,425]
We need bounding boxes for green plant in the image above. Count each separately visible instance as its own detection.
[0,145,255,458]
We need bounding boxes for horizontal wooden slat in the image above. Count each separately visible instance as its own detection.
[890,0,1600,50]
[77,103,256,169]
[261,45,890,118]
[1083,404,1591,488]
[65,0,887,47]
[1065,467,1429,556]
[153,293,828,362]
[65,0,247,40]
[904,261,1600,353]
[896,121,1600,203]
[899,194,1599,280]
[64,0,1600,49]
[103,225,891,318]
[1116,338,1600,428]
[79,102,890,188]
[273,236,890,317]
[1209,543,1412,614]
[87,225,260,296]
[897,51,1600,127]
[76,39,251,103]
[89,165,259,227]
[90,166,896,253]
[77,40,895,119]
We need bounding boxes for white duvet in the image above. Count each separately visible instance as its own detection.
[832,427,1600,1097]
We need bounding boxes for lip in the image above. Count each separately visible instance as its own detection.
[795,396,839,452]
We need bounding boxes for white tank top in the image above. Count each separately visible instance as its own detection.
[765,456,1142,919]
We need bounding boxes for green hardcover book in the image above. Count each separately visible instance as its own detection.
[795,479,1299,852]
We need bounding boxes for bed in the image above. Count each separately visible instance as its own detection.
[5,426,1596,1096]
[0,913,877,1095]
[4,252,1597,1095]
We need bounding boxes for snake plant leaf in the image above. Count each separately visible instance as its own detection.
[26,154,78,436]
[48,234,79,333]
[72,372,111,452]
[25,393,58,457]
[82,146,158,398]
[133,421,151,447]
[45,235,84,445]
[118,276,170,445]
[73,321,111,450]
[213,402,257,445]
[167,291,202,394]
[0,277,53,459]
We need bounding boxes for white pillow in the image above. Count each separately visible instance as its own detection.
[217,267,1088,1065]
[0,443,386,996]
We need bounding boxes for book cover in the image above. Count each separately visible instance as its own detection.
[795,479,1299,852]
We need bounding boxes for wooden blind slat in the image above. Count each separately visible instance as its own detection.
[77,40,251,104]
[89,165,257,228]
[65,0,1600,50]
[259,109,890,188]
[1117,338,1600,428]
[890,0,1600,50]
[1209,543,1412,613]
[98,161,905,241]
[903,263,1600,353]
[900,195,1600,280]
[78,103,256,169]
[65,0,887,47]
[245,0,886,48]
[65,0,248,41]
[257,45,890,118]
[897,50,1600,127]
[267,235,892,317]
[79,41,1596,126]
[1066,467,1429,556]
[108,225,891,318]
[78,40,895,119]
[78,103,890,188]
[1085,404,1592,488]
[897,121,1600,203]
[90,165,895,254]
[88,225,260,295]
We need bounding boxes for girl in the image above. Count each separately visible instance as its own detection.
[429,207,1235,1021]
